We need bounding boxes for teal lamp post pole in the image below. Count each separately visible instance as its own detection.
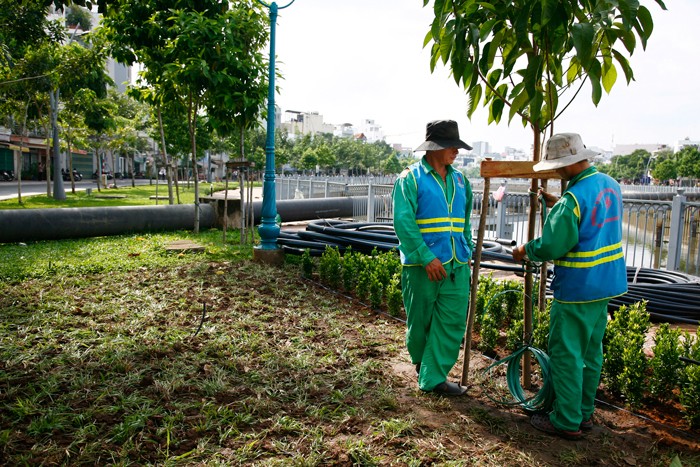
[255,0,294,260]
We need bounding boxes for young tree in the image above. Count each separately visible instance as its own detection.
[425,0,667,372]
[103,0,269,233]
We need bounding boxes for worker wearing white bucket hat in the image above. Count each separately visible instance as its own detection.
[512,133,627,439]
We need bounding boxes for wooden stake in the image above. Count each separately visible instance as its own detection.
[462,176,491,385]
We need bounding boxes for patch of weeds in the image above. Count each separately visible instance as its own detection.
[374,417,415,440]
[557,448,589,466]
[345,439,379,466]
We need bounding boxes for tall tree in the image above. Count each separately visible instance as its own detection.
[103,0,269,233]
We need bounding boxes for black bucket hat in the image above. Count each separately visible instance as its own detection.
[415,120,472,151]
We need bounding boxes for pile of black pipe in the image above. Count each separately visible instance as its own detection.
[280,220,700,325]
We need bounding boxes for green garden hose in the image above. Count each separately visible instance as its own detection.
[482,344,555,413]
[478,282,554,413]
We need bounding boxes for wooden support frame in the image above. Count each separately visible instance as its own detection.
[461,160,562,386]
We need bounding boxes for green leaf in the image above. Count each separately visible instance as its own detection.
[509,89,528,124]
[566,57,581,84]
[467,84,482,119]
[571,23,594,68]
[489,97,504,124]
[487,69,502,88]
[602,59,618,93]
[430,42,440,73]
[616,25,637,54]
[611,49,635,83]
[423,29,433,48]
[439,31,453,65]
[479,18,499,41]
[523,55,543,98]
[529,92,543,126]
[486,29,504,71]
[461,63,475,90]
[635,5,654,49]
[617,0,641,28]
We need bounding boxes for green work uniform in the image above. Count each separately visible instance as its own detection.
[393,159,473,391]
[524,166,619,432]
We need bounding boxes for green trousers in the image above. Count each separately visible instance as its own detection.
[401,262,470,391]
[548,299,609,431]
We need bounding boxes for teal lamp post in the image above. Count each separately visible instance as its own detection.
[254,0,294,264]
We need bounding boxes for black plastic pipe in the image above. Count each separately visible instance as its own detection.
[0,204,215,243]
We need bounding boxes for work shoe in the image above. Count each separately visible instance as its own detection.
[580,418,593,431]
[430,381,467,396]
[530,413,583,440]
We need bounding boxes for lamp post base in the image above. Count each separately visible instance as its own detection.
[253,246,285,266]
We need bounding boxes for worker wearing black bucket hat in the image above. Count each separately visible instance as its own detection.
[512,133,627,439]
[392,120,474,396]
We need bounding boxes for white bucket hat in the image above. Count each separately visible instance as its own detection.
[533,133,599,171]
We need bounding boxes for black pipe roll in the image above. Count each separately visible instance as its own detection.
[0,204,215,243]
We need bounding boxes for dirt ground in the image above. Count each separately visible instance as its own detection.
[384,267,700,465]
[389,353,699,464]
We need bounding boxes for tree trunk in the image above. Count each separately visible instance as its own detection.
[15,98,30,204]
[130,154,135,188]
[67,136,76,194]
[157,107,174,205]
[50,88,65,200]
[188,93,200,234]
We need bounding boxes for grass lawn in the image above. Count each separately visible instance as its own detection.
[0,181,243,209]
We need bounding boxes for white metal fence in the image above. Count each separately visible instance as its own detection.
[275,176,700,276]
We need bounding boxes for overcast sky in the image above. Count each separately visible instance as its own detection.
[273,0,699,153]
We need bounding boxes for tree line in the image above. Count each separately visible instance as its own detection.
[598,145,700,185]
[1,0,406,227]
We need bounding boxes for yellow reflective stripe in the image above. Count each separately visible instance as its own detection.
[419,227,465,234]
[416,217,465,224]
[563,242,623,259]
[419,227,452,233]
[554,251,624,268]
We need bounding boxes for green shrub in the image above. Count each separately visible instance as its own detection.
[649,324,683,399]
[475,274,497,329]
[301,248,314,278]
[355,256,373,301]
[369,271,383,309]
[506,318,524,351]
[603,301,650,406]
[342,248,358,292]
[679,329,700,428]
[386,273,403,317]
[478,312,499,355]
[319,246,342,289]
[500,280,523,322]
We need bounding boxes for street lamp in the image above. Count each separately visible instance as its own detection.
[644,154,657,185]
[253,0,294,264]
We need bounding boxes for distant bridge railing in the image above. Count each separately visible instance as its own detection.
[275,176,700,276]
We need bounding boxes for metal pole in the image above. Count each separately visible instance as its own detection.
[255,0,294,253]
[667,189,687,271]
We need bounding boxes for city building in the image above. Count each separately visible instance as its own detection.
[281,111,335,138]
[471,141,490,158]
[357,119,384,143]
[676,137,700,152]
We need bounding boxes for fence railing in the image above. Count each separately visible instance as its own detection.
[275,177,700,277]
